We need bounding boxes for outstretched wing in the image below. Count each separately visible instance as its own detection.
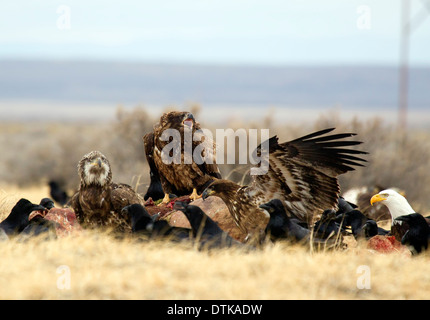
[251,128,368,222]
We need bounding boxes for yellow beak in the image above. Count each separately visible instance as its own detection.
[370,194,387,206]
[91,159,102,167]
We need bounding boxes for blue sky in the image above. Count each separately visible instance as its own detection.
[1,0,430,66]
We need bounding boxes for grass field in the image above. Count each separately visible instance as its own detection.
[1,185,429,300]
[1,108,430,300]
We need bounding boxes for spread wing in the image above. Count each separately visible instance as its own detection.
[251,128,368,222]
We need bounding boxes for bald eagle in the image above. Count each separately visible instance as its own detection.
[202,128,367,242]
[370,189,416,241]
[143,111,221,204]
[70,151,144,232]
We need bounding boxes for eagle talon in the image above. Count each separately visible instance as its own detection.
[158,193,171,206]
[189,188,201,202]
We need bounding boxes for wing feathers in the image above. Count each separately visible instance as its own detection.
[288,127,336,142]
[250,128,368,222]
[276,129,367,176]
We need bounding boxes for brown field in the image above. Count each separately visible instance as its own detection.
[1,185,430,300]
[1,106,430,300]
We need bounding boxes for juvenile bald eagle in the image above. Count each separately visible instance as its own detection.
[143,111,221,204]
[202,128,367,241]
[70,151,144,232]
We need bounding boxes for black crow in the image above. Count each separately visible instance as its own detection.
[39,198,55,210]
[396,213,430,255]
[259,199,310,243]
[144,170,165,202]
[173,201,246,250]
[362,220,389,239]
[20,216,58,240]
[341,209,368,239]
[121,204,190,241]
[18,197,58,240]
[337,197,358,214]
[313,209,344,239]
[0,199,47,236]
[339,209,389,240]
[260,199,344,250]
[48,180,70,206]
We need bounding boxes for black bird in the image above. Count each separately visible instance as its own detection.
[39,198,55,210]
[122,203,153,233]
[173,202,246,250]
[361,220,389,239]
[0,199,47,236]
[396,213,430,255]
[259,199,310,243]
[337,197,358,215]
[339,209,389,240]
[339,209,368,239]
[19,197,58,240]
[48,180,69,206]
[122,204,190,241]
[313,209,344,239]
[308,196,357,240]
[20,216,58,240]
[144,171,165,202]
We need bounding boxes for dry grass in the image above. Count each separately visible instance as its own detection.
[1,106,430,211]
[1,186,430,300]
[2,106,430,300]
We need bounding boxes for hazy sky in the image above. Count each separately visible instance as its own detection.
[1,0,430,66]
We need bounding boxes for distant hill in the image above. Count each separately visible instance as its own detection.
[0,60,429,108]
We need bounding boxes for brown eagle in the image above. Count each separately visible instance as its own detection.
[201,128,368,241]
[143,111,221,204]
[70,151,144,232]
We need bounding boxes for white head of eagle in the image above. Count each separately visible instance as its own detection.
[78,151,112,187]
[370,189,415,221]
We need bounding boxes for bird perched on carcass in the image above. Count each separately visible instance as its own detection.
[143,111,222,204]
[70,151,144,232]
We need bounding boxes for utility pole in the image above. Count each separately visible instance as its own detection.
[398,0,410,132]
[398,0,430,132]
